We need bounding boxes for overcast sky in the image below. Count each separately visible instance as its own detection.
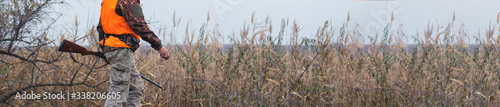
[52,0,500,45]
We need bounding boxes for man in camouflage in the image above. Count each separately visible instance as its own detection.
[97,0,169,107]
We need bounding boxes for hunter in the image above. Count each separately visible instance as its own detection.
[97,0,170,106]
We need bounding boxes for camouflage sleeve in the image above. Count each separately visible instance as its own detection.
[117,0,163,50]
[97,18,105,41]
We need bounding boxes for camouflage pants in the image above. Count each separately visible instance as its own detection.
[104,49,144,107]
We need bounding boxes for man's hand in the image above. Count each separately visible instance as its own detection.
[158,46,170,60]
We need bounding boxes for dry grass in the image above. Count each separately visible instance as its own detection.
[1,13,500,106]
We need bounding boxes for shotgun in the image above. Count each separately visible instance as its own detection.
[58,39,163,89]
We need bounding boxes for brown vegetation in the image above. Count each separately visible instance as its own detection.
[1,1,500,106]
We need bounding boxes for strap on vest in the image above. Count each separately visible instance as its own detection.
[101,36,106,52]
[104,34,140,52]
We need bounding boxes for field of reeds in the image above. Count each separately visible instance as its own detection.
[1,13,500,106]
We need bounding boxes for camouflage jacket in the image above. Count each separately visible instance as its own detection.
[97,0,163,52]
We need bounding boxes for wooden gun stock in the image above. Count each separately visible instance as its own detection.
[58,40,106,59]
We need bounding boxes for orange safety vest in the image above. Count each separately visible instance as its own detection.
[99,0,141,48]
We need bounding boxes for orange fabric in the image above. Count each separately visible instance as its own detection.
[99,36,130,48]
[99,0,141,48]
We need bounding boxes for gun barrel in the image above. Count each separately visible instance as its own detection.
[140,75,163,89]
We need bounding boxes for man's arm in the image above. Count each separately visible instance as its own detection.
[117,0,169,60]
[117,0,163,50]
[97,18,105,41]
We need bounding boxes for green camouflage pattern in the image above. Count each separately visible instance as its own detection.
[104,49,144,107]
